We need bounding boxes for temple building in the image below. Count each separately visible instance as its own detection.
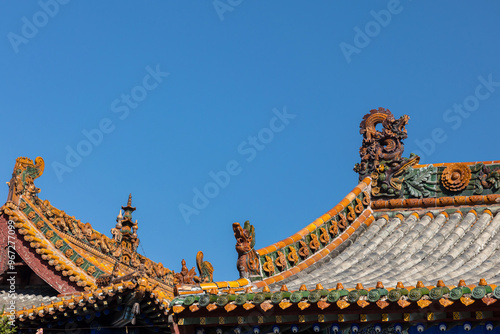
[2,108,500,333]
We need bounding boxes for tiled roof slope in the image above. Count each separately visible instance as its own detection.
[1,156,174,298]
[0,286,60,310]
[268,207,500,291]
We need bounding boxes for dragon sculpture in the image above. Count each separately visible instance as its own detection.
[233,221,260,278]
[354,108,420,198]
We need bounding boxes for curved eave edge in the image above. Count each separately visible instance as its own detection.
[256,177,372,256]
[176,178,373,296]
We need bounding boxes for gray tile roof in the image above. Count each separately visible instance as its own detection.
[268,208,500,291]
[0,286,61,311]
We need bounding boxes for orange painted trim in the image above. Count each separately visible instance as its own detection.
[199,282,218,290]
[327,238,343,250]
[364,215,375,227]
[275,241,286,249]
[254,281,266,289]
[250,211,372,288]
[413,161,491,169]
[198,278,251,292]
[215,281,227,288]
[350,220,361,230]
[372,194,500,211]
[306,223,317,233]
[264,277,276,285]
[256,178,371,256]
[227,281,239,288]
[236,278,250,286]
[273,274,284,281]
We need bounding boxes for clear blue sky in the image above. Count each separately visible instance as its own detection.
[1,1,499,281]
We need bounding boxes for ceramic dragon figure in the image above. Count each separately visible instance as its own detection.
[354,108,420,198]
[233,221,260,278]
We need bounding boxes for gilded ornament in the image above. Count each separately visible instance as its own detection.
[482,297,497,306]
[275,251,286,270]
[376,300,389,309]
[224,304,237,312]
[357,300,369,308]
[263,256,275,276]
[398,299,411,308]
[86,266,96,275]
[206,304,217,312]
[417,299,432,309]
[19,201,27,210]
[172,305,185,314]
[336,300,350,309]
[362,191,370,206]
[64,249,74,257]
[297,301,310,310]
[329,221,338,237]
[338,213,348,229]
[36,220,44,229]
[287,246,299,264]
[347,206,356,222]
[242,302,254,310]
[260,302,273,312]
[319,227,329,244]
[28,211,36,219]
[460,296,475,306]
[439,298,454,307]
[45,230,54,239]
[298,240,309,258]
[317,300,331,310]
[309,234,320,251]
[441,163,471,191]
[279,301,292,310]
[55,239,64,249]
[355,197,364,214]
[75,257,84,266]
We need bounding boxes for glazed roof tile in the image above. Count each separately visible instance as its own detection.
[0,286,60,311]
[267,207,500,291]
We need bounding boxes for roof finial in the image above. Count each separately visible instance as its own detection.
[127,193,132,206]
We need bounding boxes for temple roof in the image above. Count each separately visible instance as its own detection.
[4,108,500,332]
[170,108,500,331]
[269,208,500,291]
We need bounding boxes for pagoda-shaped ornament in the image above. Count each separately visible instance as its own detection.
[115,194,140,252]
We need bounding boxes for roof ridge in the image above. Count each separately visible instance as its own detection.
[256,177,372,256]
